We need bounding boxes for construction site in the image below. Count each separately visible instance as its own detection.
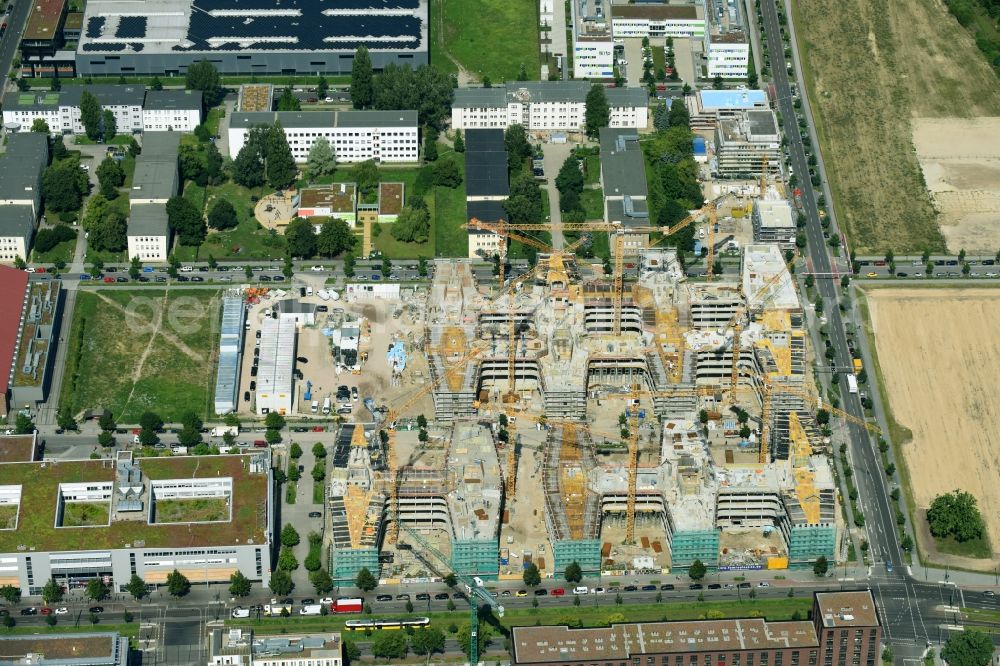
[322,214,844,584]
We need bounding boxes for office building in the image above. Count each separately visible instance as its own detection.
[19,0,68,58]
[686,88,769,129]
[452,81,648,131]
[752,199,796,248]
[228,111,418,164]
[571,0,614,78]
[610,4,704,38]
[512,591,881,666]
[0,632,129,666]
[75,0,427,76]
[0,133,49,262]
[127,132,180,262]
[142,89,203,132]
[210,629,343,666]
[0,449,273,593]
[714,110,781,178]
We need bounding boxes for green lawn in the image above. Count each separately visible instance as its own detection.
[652,46,666,74]
[312,482,325,504]
[174,182,286,261]
[437,0,540,81]
[580,188,604,221]
[933,535,993,559]
[32,75,350,88]
[154,498,229,523]
[59,289,222,423]
[205,107,225,136]
[0,505,16,530]
[61,502,110,527]
[430,0,460,75]
[583,155,601,185]
[432,154,468,258]
[31,237,77,267]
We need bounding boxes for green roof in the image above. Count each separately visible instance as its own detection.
[0,454,268,553]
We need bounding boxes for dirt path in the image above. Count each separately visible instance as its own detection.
[92,291,205,365]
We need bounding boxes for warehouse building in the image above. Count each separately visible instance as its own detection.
[0,449,273,593]
[74,0,427,76]
[255,317,297,416]
[610,4,705,39]
[714,110,781,178]
[127,132,180,262]
[451,82,648,132]
[0,632,129,666]
[512,591,881,666]
[0,133,49,262]
[228,111,419,164]
[214,297,246,415]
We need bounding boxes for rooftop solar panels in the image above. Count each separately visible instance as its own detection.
[86,16,105,38]
[115,16,147,39]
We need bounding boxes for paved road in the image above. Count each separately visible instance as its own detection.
[0,1,29,83]
[540,140,574,250]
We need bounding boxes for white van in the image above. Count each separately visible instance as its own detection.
[573,586,589,595]
[299,604,322,616]
[311,400,319,414]
[264,604,293,616]
[231,607,250,618]
[306,286,314,296]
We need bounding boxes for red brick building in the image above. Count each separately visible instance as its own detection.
[512,590,881,666]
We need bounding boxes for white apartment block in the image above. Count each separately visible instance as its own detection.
[0,133,48,263]
[228,110,418,164]
[610,4,705,38]
[452,82,648,132]
[142,90,203,132]
[126,132,180,263]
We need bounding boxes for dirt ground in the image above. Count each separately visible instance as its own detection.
[866,288,1000,568]
[792,0,1000,253]
[912,118,1000,253]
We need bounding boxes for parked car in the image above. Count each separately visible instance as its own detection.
[660,584,675,591]
[375,594,392,602]
[20,608,37,616]
[434,593,449,600]
[308,511,322,518]
[416,593,430,601]
[623,585,638,592]
[89,606,104,614]
[533,589,547,596]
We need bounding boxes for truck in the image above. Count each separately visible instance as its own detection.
[331,598,363,614]
[322,397,331,415]
[211,426,239,438]
[264,604,292,616]
[847,374,858,394]
[299,604,322,615]
[853,358,863,373]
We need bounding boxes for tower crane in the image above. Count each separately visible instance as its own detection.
[398,524,503,666]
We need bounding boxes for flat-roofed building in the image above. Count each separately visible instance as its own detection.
[714,110,781,178]
[214,297,246,415]
[227,110,419,164]
[0,449,273,594]
[452,82,648,131]
[0,632,129,665]
[296,184,358,228]
[142,89,203,132]
[2,85,145,135]
[571,0,614,78]
[752,199,796,248]
[9,279,63,408]
[687,88,769,129]
[465,129,510,258]
[610,4,704,39]
[512,590,881,666]
[256,317,297,416]
[127,132,180,262]
[704,0,750,78]
[600,128,649,254]
[0,133,49,262]
[19,0,68,58]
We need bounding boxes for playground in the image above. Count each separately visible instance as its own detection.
[253,190,298,231]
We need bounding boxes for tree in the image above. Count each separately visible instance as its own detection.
[343,252,356,277]
[351,46,374,109]
[688,559,707,581]
[523,562,541,587]
[564,561,583,583]
[166,195,207,246]
[80,91,102,140]
[504,172,543,225]
[262,124,297,189]
[432,156,462,187]
[312,442,327,458]
[307,136,337,177]
[269,569,294,596]
[356,566,378,592]
[813,555,829,577]
[264,411,286,430]
[207,199,238,230]
[33,224,76,253]
[352,159,380,195]
[166,570,190,597]
[285,217,317,258]
[278,546,299,571]
[927,490,986,542]
[317,76,329,99]
[56,407,77,432]
[372,63,456,129]
[86,578,109,601]
[372,632,408,659]
[311,463,326,482]
[96,157,125,200]
[585,84,610,139]
[391,205,431,243]
[316,219,354,257]
[204,141,224,184]
[129,255,142,281]
[556,156,585,197]
[232,138,265,188]
[381,256,392,278]
[453,130,465,153]
[942,629,994,666]
[123,574,147,600]
[229,570,252,597]
[411,626,446,655]
[14,414,34,435]
[89,257,104,280]
[504,124,532,172]
[423,127,439,162]
[457,623,490,660]
[88,208,128,253]
[276,87,301,111]
[310,568,334,594]
[42,159,89,212]
[443,573,458,588]
[31,118,50,134]
[186,60,222,105]
[0,586,21,605]
[42,579,63,604]
[101,109,117,142]
[281,524,301,547]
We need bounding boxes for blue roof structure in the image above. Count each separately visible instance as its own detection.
[693,137,707,155]
[698,89,767,111]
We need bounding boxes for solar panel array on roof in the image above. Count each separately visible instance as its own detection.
[86,16,105,38]
[115,16,147,38]
[83,42,125,51]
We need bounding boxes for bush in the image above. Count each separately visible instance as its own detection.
[33,225,77,253]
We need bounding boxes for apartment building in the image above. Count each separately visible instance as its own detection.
[752,199,797,248]
[228,111,418,164]
[714,110,782,178]
[571,0,614,78]
[512,590,881,666]
[610,4,704,38]
[465,129,511,258]
[0,133,49,262]
[452,81,648,131]
[127,132,180,262]
[142,89,203,132]
[704,0,750,78]
[600,128,650,254]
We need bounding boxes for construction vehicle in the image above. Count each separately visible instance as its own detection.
[399,524,503,666]
[852,358,863,373]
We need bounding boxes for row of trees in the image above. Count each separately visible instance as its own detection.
[350,46,456,129]
[232,122,297,191]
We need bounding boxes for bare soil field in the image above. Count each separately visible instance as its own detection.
[792,0,1000,253]
[866,288,1000,568]
[912,118,1000,253]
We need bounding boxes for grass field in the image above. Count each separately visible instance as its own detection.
[435,0,539,81]
[60,289,221,423]
[581,188,604,221]
[61,502,110,527]
[791,0,1000,254]
[154,498,229,523]
[31,237,76,267]
[0,505,18,530]
[173,182,287,262]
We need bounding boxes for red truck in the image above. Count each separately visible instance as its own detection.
[332,598,363,614]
